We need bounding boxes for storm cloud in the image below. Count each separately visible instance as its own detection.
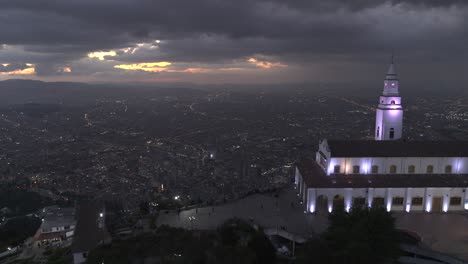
[0,0,467,84]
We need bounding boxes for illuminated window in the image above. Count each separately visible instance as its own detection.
[389,128,395,139]
[389,165,397,174]
[334,165,341,174]
[426,165,434,174]
[408,165,415,174]
[391,83,395,86]
[353,165,360,174]
[450,197,461,205]
[371,165,379,174]
[445,165,452,174]
[392,197,404,205]
[412,197,423,205]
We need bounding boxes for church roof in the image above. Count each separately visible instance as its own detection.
[326,140,468,157]
[386,62,396,75]
[297,159,468,188]
[385,55,398,80]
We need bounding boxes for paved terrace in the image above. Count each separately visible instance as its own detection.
[156,185,468,261]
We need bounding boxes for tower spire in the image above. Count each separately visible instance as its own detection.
[386,53,397,80]
[375,57,403,141]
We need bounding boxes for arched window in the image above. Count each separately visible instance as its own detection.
[426,165,434,174]
[389,165,397,174]
[334,165,341,174]
[391,100,395,104]
[371,165,379,174]
[445,165,452,174]
[352,165,360,174]
[408,165,415,174]
[389,128,395,139]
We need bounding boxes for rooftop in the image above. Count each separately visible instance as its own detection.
[41,206,76,231]
[326,140,468,157]
[297,158,468,188]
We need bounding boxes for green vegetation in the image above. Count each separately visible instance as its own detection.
[43,246,72,264]
[0,184,52,217]
[0,216,41,251]
[87,218,276,264]
[297,205,401,264]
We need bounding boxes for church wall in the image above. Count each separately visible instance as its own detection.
[459,158,468,173]
[294,167,300,185]
[389,188,406,211]
[408,188,426,211]
[302,186,467,213]
[377,108,403,140]
[379,96,401,105]
[307,188,316,213]
[326,157,468,175]
[448,188,465,211]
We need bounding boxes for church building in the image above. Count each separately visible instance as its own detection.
[295,59,468,213]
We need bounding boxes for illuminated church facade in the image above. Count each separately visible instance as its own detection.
[295,59,468,213]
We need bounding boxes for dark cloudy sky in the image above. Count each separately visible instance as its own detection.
[0,0,467,85]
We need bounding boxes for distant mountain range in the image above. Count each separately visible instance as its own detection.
[0,79,206,106]
[0,79,463,106]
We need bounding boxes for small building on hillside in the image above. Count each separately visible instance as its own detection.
[34,206,76,246]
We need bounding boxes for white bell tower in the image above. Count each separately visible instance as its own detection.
[375,56,403,140]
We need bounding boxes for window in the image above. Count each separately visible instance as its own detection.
[353,197,366,207]
[426,165,434,174]
[333,165,341,174]
[408,165,415,174]
[373,197,385,207]
[445,165,452,174]
[352,165,360,174]
[412,197,423,205]
[389,128,395,139]
[391,100,395,104]
[450,197,461,206]
[389,165,397,174]
[371,165,379,174]
[376,126,380,137]
[392,197,404,205]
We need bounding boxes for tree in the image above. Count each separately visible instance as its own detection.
[297,205,401,264]
[324,205,401,264]
[247,229,276,264]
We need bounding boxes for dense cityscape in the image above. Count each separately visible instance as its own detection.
[1,82,468,214]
